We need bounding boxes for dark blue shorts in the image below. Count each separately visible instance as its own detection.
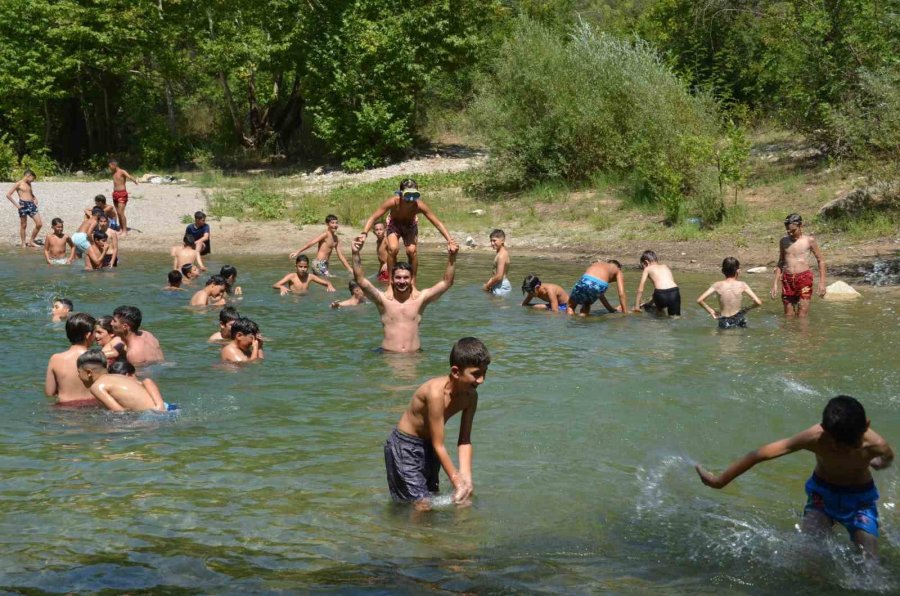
[18,200,38,218]
[718,309,748,329]
[384,428,439,502]
[804,474,879,537]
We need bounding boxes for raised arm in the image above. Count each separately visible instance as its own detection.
[809,235,827,297]
[696,284,719,318]
[417,200,454,242]
[350,237,384,307]
[633,268,650,312]
[421,240,458,306]
[290,232,325,259]
[695,426,818,489]
[360,198,395,235]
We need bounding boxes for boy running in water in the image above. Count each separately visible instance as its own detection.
[44,218,75,265]
[288,214,351,277]
[482,229,511,296]
[696,257,763,328]
[521,274,570,312]
[273,254,336,294]
[108,159,138,236]
[771,213,826,317]
[76,348,171,412]
[567,260,627,316]
[632,250,681,316]
[384,337,490,510]
[358,179,455,279]
[6,169,43,247]
[696,396,893,558]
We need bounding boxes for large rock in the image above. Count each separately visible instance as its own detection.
[823,280,861,301]
[818,183,899,219]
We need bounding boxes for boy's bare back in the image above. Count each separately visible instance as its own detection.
[91,373,163,411]
[712,279,752,317]
[644,263,677,290]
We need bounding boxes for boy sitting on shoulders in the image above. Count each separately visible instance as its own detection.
[384,337,490,510]
[696,257,763,328]
[76,347,172,412]
[521,274,569,312]
[633,250,681,316]
[221,317,264,363]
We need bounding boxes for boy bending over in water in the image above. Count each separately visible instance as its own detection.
[76,348,173,412]
[633,250,680,316]
[697,257,763,328]
[288,214,351,277]
[44,218,75,265]
[567,260,627,316]
[385,337,490,510]
[696,396,893,558]
[482,229,511,296]
[221,317,264,363]
[273,254,335,295]
[521,274,569,311]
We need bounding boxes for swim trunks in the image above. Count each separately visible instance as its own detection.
[377,268,389,282]
[112,190,128,205]
[718,309,748,329]
[18,200,38,218]
[569,274,609,305]
[490,277,512,297]
[384,427,439,503]
[49,258,69,266]
[652,287,681,316]
[312,259,330,277]
[163,402,179,412]
[108,219,120,231]
[102,254,119,268]
[544,303,568,311]
[71,232,90,253]
[804,473,879,538]
[53,398,100,408]
[781,270,814,304]
[386,215,418,246]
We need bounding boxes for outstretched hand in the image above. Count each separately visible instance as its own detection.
[695,464,725,489]
[447,239,459,255]
[352,236,365,253]
[289,250,299,259]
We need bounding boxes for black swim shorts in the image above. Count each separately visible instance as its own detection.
[652,287,681,316]
[384,428,439,503]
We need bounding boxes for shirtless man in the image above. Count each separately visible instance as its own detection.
[567,260,627,316]
[109,159,138,236]
[111,305,164,366]
[352,235,458,353]
[771,213,826,317]
[6,169,43,247]
[44,218,75,265]
[697,257,763,328]
[358,178,455,279]
[171,234,206,272]
[84,231,112,271]
[373,221,390,282]
[44,313,98,407]
[76,348,168,412]
[72,207,102,258]
[191,275,228,306]
[632,250,681,317]
[288,214,351,277]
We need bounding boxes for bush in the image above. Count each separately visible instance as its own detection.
[468,18,720,222]
[830,67,900,160]
[0,136,16,180]
[19,150,59,178]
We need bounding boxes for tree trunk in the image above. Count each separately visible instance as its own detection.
[164,79,177,137]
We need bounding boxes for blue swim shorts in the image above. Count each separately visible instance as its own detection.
[569,274,609,305]
[491,277,512,297]
[804,473,879,537]
[18,200,38,218]
[71,232,90,253]
[544,303,567,311]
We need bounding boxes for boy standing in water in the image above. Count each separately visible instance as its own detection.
[632,250,681,316]
[171,234,206,272]
[288,214,351,277]
[108,159,138,236]
[373,221,390,282]
[521,274,570,311]
[384,337,490,509]
[44,218,75,265]
[111,305,164,366]
[771,213,826,317]
[84,231,112,271]
[482,229,511,296]
[45,313,98,407]
[567,260,627,316]
[696,257,763,328]
[696,396,893,558]
[6,169,43,247]
[221,317,264,363]
[273,255,336,294]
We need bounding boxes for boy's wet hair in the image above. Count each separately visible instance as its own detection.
[23,169,35,178]
[490,229,505,240]
[608,259,622,269]
[450,337,491,369]
[392,262,413,275]
[325,214,338,224]
[168,270,182,285]
[55,298,74,311]
[722,257,740,277]
[66,313,96,344]
[76,347,107,370]
[108,360,136,376]
[92,230,108,242]
[96,315,114,333]
[113,305,142,331]
[784,213,803,226]
[349,280,360,292]
[51,217,63,226]
[219,306,241,324]
[373,221,385,229]
[220,265,237,280]
[183,234,196,248]
[194,210,206,219]
[180,263,194,276]
[399,178,418,191]
[206,274,227,287]
[296,254,309,264]
[640,250,657,264]
[521,274,541,294]
[231,317,259,337]
[91,206,104,216]
[822,395,867,445]
[94,194,107,204]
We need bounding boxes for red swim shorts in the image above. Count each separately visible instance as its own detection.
[377,268,389,283]
[782,270,814,303]
[112,190,129,205]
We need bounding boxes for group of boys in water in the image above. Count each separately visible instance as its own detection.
[23,171,892,559]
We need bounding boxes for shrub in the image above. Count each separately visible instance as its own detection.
[19,150,59,178]
[830,67,900,160]
[0,136,16,180]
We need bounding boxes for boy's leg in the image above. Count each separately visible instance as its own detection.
[852,529,878,559]
[800,508,832,537]
[797,298,812,318]
[405,241,418,278]
[29,213,43,244]
[19,215,27,246]
[115,202,127,234]
[386,234,401,273]
[783,299,795,317]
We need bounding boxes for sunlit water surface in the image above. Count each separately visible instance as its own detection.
[0,247,897,594]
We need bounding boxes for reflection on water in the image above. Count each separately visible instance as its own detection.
[0,248,897,593]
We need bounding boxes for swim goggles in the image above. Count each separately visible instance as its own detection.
[401,190,421,202]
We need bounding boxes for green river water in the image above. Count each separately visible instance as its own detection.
[0,247,897,594]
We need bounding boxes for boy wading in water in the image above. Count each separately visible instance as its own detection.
[76,348,171,412]
[44,218,75,265]
[632,250,681,316]
[696,396,893,558]
[385,338,490,510]
[696,257,763,328]
[6,169,43,247]
[45,313,98,407]
[771,213,826,317]
[482,229,511,296]
[109,159,138,236]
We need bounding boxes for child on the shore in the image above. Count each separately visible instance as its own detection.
[163,270,184,291]
[191,275,228,306]
[482,229,511,296]
[632,250,681,316]
[185,211,211,255]
[696,257,763,328]
[521,274,569,311]
[567,260,627,316]
[384,337,490,509]
[76,347,171,412]
[288,214,351,277]
[172,234,206,272]
[373,221,390,282]
[221,317,264,363]
[6,169,43,248]
[44,218,75,265]
[331,281,368,308]
[51,298,73,322]
[209,306,240,342]
[696,395,893,558]
[273,254,336,294]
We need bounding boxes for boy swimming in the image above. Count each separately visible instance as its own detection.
[44,218,75,265]
[567,260,627,316]
[331,281,368,308]
[51,298,73,322]
[273,255,336,294]
[191,275,228,306]
[521,274,569,311]
[44,313,98,407]
[696,257,763,328]
[221,317,264,363]
[482,229,511,296]
[696,396,893,558]
[209,306,240,342]
[632,250,681,316]
[771,213,827,318]
[288,214,351,277]
[76,348,171,412]
[384,337,490,509]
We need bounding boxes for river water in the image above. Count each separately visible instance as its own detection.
[0,248,897,593]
